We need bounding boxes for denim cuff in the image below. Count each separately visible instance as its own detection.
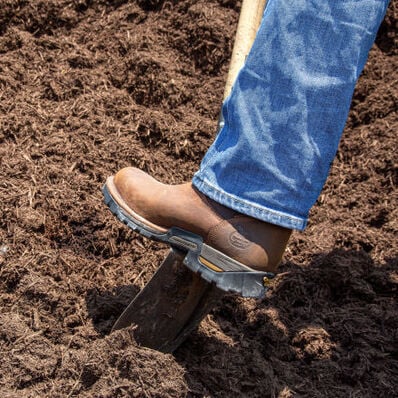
[192,174,307,231]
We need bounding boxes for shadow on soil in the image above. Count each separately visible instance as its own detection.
[85,248,397,396]
[174,249,397,397]
[86,284,141,335]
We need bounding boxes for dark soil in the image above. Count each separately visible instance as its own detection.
[0,1,397,397]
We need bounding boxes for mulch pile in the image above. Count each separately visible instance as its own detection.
[0,1,397,397]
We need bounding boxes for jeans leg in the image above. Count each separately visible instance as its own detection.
[192,0,389,231]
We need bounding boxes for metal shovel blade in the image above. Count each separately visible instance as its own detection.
[112,248,224,353]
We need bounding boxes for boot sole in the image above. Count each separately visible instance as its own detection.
[102,177,273,298]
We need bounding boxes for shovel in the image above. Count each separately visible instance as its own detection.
[110,0,268,353]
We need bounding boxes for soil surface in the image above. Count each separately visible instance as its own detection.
[0,1,397,397]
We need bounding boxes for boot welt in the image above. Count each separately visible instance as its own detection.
[103,177,274,298]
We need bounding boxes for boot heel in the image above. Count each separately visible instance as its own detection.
[183,245,274,298]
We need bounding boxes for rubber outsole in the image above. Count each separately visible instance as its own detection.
[102,182,274,298]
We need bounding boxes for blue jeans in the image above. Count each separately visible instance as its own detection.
[192,0,389,231]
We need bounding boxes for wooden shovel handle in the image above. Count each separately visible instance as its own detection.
[223,0,268,99]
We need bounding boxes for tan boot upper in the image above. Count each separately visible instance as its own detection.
[113,167,291,272]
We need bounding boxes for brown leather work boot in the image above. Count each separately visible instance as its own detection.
[103,167,292,297]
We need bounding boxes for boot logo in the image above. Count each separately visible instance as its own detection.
[229,231,251,249]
